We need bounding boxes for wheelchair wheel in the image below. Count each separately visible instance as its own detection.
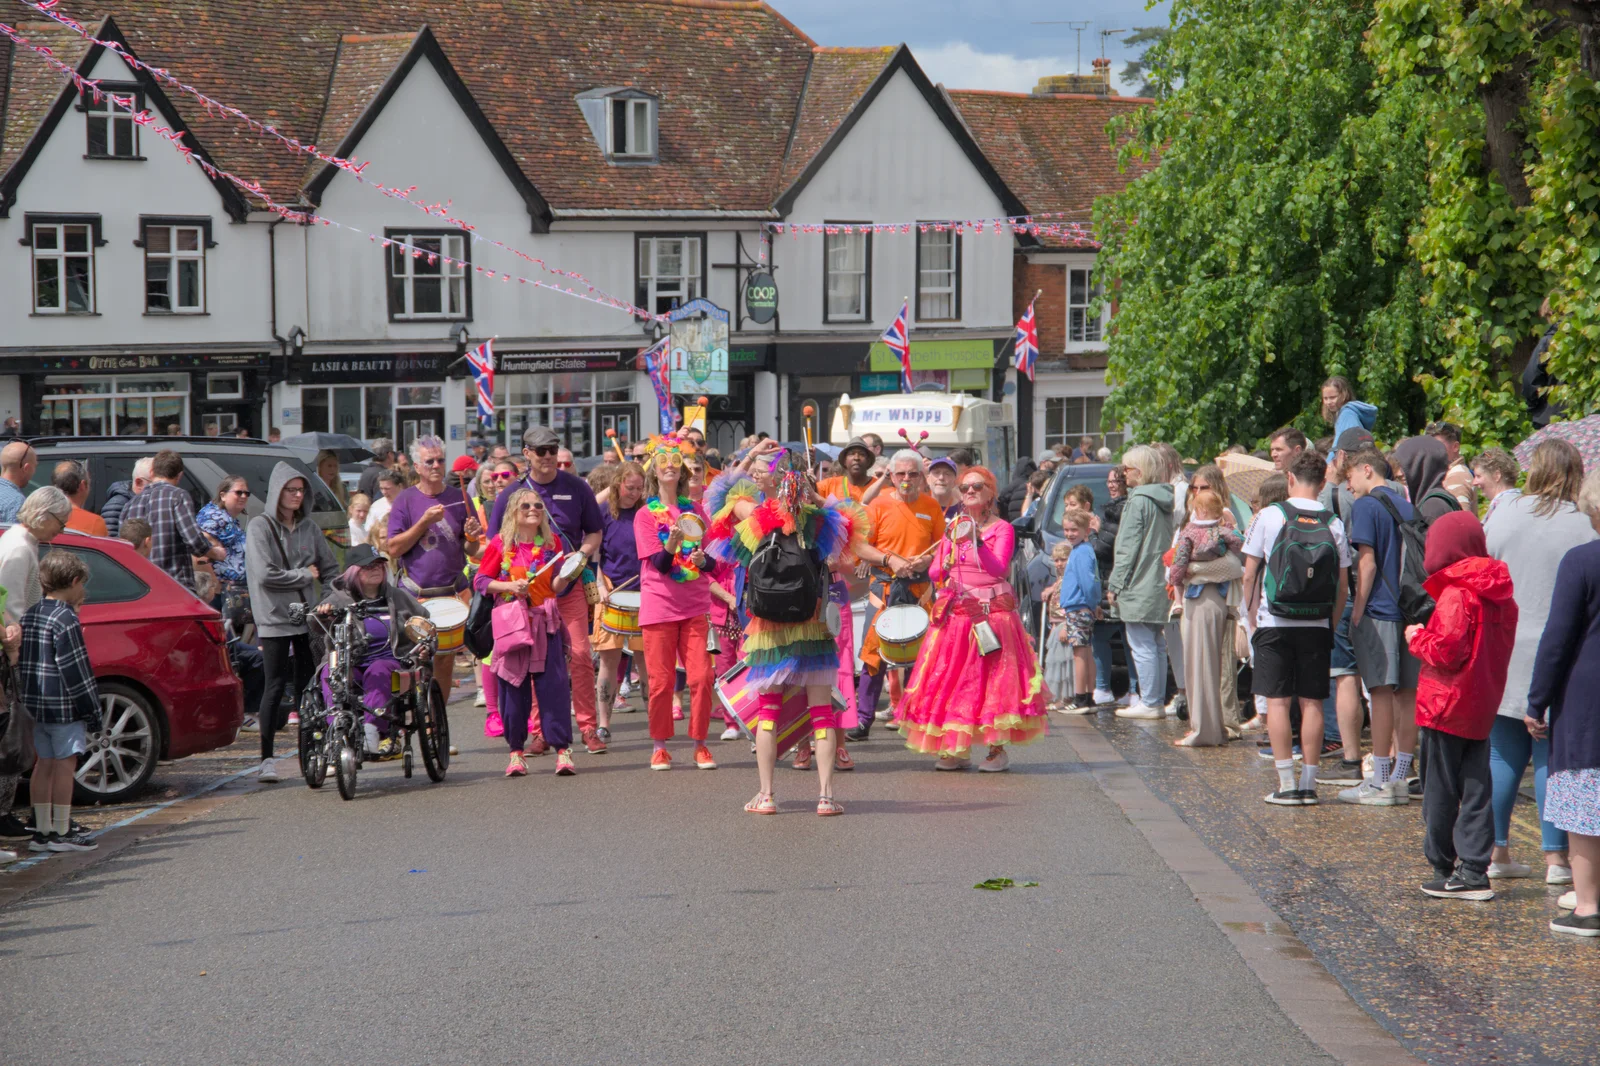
[335,740,358,801]
[417,679,450,782]
[403,748,414,779]
[297,688,328,790]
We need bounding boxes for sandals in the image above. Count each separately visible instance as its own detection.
[834,747,854,772]
[744,791,777,815]
[792,744,813,771]
[816,795,844,817]
[1173,733,1203,747]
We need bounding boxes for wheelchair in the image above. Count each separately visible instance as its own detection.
[289,600,451,801]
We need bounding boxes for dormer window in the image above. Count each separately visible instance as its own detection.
[610,95,655,159]
[81,85,142,159]
[576,88,659,164]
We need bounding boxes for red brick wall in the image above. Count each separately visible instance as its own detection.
[1013,257,1066,354]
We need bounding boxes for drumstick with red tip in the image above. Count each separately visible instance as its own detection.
[897,428,931,454]
[605,427,626,463]
[802,404,817,472]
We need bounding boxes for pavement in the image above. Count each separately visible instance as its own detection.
[0,683,1585,1065]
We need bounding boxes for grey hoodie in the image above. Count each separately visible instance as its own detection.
[1108,482,1177,624]
[246,462,338,638]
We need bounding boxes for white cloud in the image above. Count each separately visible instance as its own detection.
[913,41,1143,96]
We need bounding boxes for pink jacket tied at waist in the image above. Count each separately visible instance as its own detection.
[491,596,561,683]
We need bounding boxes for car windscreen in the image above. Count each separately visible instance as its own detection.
[1043,470,1113,537]
[192,453,344,515]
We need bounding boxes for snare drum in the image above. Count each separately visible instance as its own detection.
[600,590,642,636]
[421,596,469,652]
[875,604,930,668]
[714,661,812,758]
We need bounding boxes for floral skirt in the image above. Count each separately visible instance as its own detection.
[898,603,1047,757]
[1545,768,1600,837]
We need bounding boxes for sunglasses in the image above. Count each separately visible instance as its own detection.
[230,488,251,497]
[557,460,573,469]
[488,471,516,481]
[958,482,987,494]
[530,445,559,458]
[518,501,546,512]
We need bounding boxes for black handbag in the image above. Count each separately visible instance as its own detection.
[463,589,494,660]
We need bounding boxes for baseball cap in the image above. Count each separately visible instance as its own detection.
[1335,427,1375,453]
[451,455,479,474]
[925,455,958,474]
[522,425,560,449]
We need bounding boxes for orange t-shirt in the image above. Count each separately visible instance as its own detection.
[866,491,945,571]
[817,475,870,503]
[66,506,108,538]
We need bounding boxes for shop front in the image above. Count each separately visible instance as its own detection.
[473,349,641,458]
[12,351,271,437]
[284,352,453,449]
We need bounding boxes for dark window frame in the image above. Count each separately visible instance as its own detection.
[78,82,145,160]
[136,215,214,315]
[914,223,962,323]
[22,213,104,315]
[821,222,872,324]
[383,228,473,322]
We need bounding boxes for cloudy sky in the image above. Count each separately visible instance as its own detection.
[773,1,1172,96]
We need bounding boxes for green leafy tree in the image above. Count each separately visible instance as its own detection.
[1119,26,1171,99]
[1370,0,1600,444]
[1095,0,1444,456]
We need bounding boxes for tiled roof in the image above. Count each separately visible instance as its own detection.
[305,31,421,186]
[779,46,894,188]
[3,0,818,212]
[947,89,1154,248]
[0,17,100,177]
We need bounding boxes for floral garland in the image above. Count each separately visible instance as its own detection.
[498,532,560,595]
[645,496,701,582]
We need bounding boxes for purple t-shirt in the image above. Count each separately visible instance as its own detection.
[388,485,470,592]
[600,506,642,589]
[487,471,603,552]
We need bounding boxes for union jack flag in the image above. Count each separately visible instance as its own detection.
[1013,298,1039,382]
[881,300,912,393]
[465,339,495,426]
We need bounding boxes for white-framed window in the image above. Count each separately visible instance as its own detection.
[916,227,960,321]
[30,219,97,314]
[824,226,870,322]
[486,371,637,458]
[1068,266,1107,347]
[1043,394,1122,453]
[609,96,655,159]
[386,231,468,319]
[206,372,243,400]
[637,235,702,316]
[83,86,140,158]
[36,374,188,436]
[143,223,207,313]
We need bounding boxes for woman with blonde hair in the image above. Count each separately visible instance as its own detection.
[313,449,348,508]
[1484,439,1595,883]
[594,461,646,736]
[1109,445,1179,717]
[475,488,578,777]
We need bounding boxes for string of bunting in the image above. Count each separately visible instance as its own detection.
[765,215,1097,243]
[0,18,671,322]
[18,0,655,320]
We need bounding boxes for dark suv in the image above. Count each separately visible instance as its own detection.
[26,435,348,546]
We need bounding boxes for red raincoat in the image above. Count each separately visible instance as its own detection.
[1407,513,1518,740]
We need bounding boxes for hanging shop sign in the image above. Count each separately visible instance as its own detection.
[668,298,730,396]
[497,350,624,375]
[744,271,778,324]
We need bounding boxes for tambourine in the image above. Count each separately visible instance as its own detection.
[677,514,706,540]
[403,615,438,644]
[558,553,587,584]
[948,514,977,541]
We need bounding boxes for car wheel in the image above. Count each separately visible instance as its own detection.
[74,682,163,805]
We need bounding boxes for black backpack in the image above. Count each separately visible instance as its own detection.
[744,530,824,623]
[1370,490,1444,626]
[1263,503,1342,620]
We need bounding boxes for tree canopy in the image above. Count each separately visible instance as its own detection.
[1097,0,1600,454]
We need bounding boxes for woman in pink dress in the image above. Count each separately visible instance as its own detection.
[898,466,1047,771]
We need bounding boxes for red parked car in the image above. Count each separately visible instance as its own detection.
[33,531,244,804]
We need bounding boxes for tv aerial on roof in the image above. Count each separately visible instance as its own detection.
[1031,19,1092,73]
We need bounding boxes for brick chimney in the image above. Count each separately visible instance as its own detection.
[1032,59,1118,97]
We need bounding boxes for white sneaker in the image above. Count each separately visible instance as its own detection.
[474,687,487,707]
[1238,716,1267,734]
[618,680,632,699]
[1092,688,1115,706]
[720,726,740,741]
[258,758,280,783]
[448,745,459,756]
[0,848,17,862]
[1114,692,1135,708]
[1116,702,1165,720]
[1558,890,1577,910]
[1337,779,1393,805]
[1385,778,1411,805]
[1486,861,1533,879]
[875,708,896,721]
[1547,865,1574,885]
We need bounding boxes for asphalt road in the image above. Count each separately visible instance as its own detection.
[0,700,1338,1066]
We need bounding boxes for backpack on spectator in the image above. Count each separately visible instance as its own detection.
[744,529,824,623]
[1263,503,1342,620]
[1370,491,1443,626]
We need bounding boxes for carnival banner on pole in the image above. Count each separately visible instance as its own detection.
[638,337,674,433]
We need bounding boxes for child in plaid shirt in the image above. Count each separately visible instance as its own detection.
[21,551,100,853]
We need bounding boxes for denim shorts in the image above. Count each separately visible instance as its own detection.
[1329,603,1358,677]
[34,720,89,760]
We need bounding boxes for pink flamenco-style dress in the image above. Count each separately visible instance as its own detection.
[897,518,1047,757]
